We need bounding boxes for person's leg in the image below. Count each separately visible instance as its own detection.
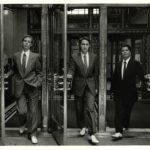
[111,99,124,140]
[16,94,27,127]
[123,99,135,129]
[84,87,99,144]
[114,96,124,134]
[74,95,85,129]
[84,87,96,135]
[26,86,39,138]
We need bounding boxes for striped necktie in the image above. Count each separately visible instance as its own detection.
[22,53,26,74]
[83,55,88,73]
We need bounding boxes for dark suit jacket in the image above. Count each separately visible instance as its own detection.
[11,51,43,98]
[111,58,146,102]
[68,52,98,96]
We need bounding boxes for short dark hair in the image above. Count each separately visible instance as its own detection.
[121,44,131,52]
[79,36,90,46]
[22,35,33,44]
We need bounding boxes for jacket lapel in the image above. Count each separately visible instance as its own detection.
[16,52,24,77]
[123,59,132,79]
[74,53,86,75]
[86,53,93,74]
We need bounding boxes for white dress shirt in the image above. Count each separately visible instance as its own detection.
[21,50,30,68]
[121,57,130,79]
[81,52,89,68]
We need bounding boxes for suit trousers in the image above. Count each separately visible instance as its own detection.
[74,86,97,135]
[16,83,39,136]
[114,93,135,133]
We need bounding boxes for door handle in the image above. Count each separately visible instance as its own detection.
[54,74,72,91]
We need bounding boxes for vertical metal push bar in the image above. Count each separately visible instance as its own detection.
[63,4,67,145]
[98,6,107,132]
[0,4,5,145]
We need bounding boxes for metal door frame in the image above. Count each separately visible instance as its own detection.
[0,4,68,145]
[0,4,5,145]
[67,4,108,133]
[46,4,68,145]
[63,4,67,145]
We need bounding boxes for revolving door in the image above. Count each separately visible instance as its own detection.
[47,5,70,145]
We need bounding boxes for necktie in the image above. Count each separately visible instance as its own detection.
[83,55,88,73]
[22,53,26,74]
[123,61,126,79]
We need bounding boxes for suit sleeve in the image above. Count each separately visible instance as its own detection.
[94,55,99,90]
[136,61,147,82]
[35,55,43,87]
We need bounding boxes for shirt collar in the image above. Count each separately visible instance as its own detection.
[123,57,130,64]
[22,49,30,55]
[81,52,89,57]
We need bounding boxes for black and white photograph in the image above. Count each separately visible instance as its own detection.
[0,2,150,148]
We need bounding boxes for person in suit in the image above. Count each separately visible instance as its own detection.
[111,45,149,140]
[68,37,99,144]
[9,35,43,144]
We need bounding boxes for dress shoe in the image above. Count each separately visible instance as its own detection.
[31,135,38,144]
[112,132,123,141]
[79,127,88,136]
[19,125,25,134]
[88,135,99,144]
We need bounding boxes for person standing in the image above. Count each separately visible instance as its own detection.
[111,45,148,140]
[68,37,99,144]
[10,35,43,144]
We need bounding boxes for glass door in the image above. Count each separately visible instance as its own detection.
[47,4,69,145]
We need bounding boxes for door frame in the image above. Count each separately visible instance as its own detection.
[43,4,68,145]
[0,4,5,145]
[63,4,68,144]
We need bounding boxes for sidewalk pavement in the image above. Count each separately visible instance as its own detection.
[1,128,150,146]
[67,128,150,145]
